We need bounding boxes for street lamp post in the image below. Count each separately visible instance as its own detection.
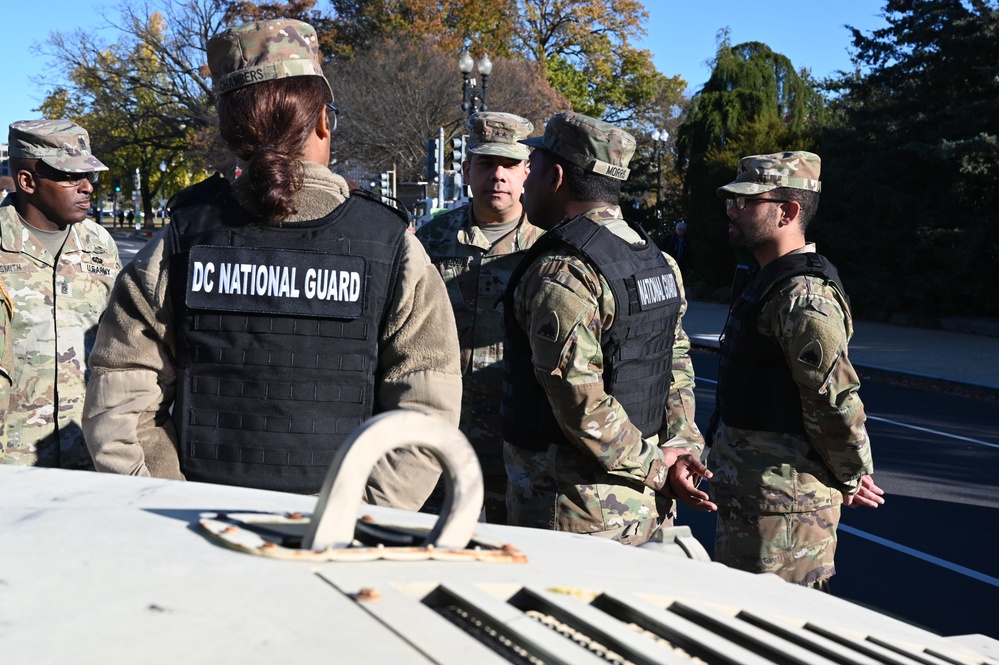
[651,129,669,221]
[459,51,492,120]
[157,160,168,226]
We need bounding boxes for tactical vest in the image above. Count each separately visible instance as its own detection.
[502,215,681,451]
[716,252,845,435]
[168,175,407,493]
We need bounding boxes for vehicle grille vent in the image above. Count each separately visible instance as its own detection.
[415,583,989,665]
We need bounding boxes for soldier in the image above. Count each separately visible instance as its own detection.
[1,119,121,467]
[710,151,884,588]
[417,112,542,523]
[82,19,461,508]
[502,112,714,546]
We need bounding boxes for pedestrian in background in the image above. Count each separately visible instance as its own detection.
[83,19,461,508]
[417,111,542,523]
[1,119,120,467]
[502,112,714,546]
[661,220,694,276]
[710,151,884,589]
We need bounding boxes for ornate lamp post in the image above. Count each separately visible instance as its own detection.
[459,51,492,120]
[651,128,669,221]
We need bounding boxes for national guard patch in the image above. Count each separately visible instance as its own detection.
[186,245,367,319]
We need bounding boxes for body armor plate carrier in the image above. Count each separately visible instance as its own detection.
[502,215,681,451]
[168,175,407,493]
[715,252,845,436]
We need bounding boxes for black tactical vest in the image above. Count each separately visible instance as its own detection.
[716,252,845,435]
[502,215,681,451]
[167,175,407,493]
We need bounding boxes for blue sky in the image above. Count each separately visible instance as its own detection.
[0,1,889,131]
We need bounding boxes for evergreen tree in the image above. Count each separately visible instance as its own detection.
[822,0,999,320]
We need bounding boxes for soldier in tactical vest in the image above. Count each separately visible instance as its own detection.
[502,112,715,546]
[0,120,121,468]
[417,112,543,524]
[710,151,885,589]
[82,19,461,508]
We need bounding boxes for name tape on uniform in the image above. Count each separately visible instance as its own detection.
[633,267,679,310]
[186,245,367,319]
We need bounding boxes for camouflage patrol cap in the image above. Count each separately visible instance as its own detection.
[207,19,333,102]
[519,111,635,180]
[467,112,533,160]
[717,151,821,197]
[8,120,108,173]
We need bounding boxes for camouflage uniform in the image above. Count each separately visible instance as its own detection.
[711,152,873,585]
[417,204,542,522]
[0,120,120,468]
[506,207,702,545]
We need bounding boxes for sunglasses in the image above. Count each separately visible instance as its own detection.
[27,169,99,187]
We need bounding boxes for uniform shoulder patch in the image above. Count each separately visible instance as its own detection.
[536,312,559,342]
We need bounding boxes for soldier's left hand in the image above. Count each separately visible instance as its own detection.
[844,474,885,509]
[667,455,717,512]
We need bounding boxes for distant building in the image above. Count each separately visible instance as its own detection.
[0,143,10,198]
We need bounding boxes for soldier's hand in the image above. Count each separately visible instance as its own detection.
[667,454,717,513]
[844,474,885,509]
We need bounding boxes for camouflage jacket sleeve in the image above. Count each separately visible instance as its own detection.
[514,249,701,495]
[759,275,873,491]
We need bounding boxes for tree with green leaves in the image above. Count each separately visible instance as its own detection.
[820,0,999,320]
[39,1,233,221]
[676,34,826,296]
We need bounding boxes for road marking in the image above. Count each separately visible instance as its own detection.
[695,377,999,449]
[866,415,999,449]
[839,524,999,588]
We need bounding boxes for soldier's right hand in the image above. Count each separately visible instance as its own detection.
[667,455,717,513]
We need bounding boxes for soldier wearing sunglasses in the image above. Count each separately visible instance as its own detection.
[0,119,121,467]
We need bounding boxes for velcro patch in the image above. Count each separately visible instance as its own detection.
[186,245,367,319]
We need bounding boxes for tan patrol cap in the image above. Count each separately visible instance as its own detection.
[8,120,108,173]
[717,151,822,197]
[520,111,635,181]
[467,112,533,160]
[207,19,334,102]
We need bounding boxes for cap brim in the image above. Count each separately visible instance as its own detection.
[716,181,778,197]
[518,136,545,148]
[469,144,530,160]
[40,155,109,173]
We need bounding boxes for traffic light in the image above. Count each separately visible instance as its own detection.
[112,177,121,193]
[379,171,392,205]
[449,135,467,173]
[424,139,441,183]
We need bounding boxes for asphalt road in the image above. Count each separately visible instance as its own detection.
[680,349,999,640]
[113,233,150,264]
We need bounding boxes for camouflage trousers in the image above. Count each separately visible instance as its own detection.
[714,505,840,586]
[503,441,669,547]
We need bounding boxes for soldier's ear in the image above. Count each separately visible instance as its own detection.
[16,168,37,195]
[781,199,801,225]
[549,163,565,195]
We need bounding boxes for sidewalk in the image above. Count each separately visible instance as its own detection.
[683,300,999,395]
